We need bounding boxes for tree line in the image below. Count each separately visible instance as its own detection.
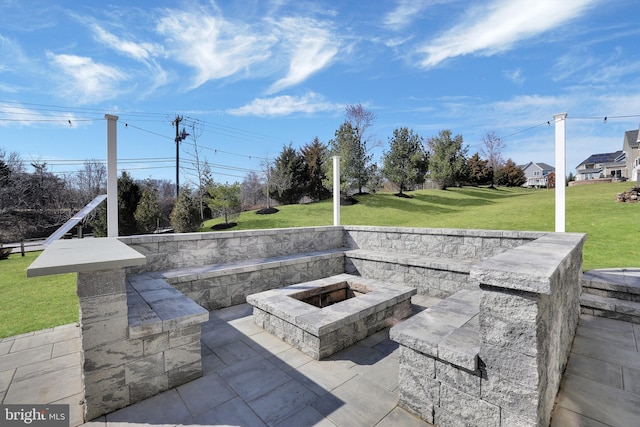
[0,104,526,241]
[266,105,526,205]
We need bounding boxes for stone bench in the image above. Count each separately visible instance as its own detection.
[126,275,209,339]
[26,238,210,421]
[344,249,475,298]
[390,288,480,371]
[128,248,347,310]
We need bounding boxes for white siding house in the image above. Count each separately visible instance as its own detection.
[520,162,555,187]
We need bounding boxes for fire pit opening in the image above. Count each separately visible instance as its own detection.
[289,281,369,308]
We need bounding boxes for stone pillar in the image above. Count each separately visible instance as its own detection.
[77,269,131,420]
[472,232,586,426]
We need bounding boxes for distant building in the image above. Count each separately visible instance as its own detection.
[622,128,640,181]
[575,151,626,181]
[520,162,555,187]
[575,126,640,182]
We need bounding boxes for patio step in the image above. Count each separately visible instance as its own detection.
[580,269,640,323]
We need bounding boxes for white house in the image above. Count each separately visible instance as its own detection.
[520,162,555,187]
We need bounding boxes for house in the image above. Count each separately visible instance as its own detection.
[575,150,626,181]
[622,128,640,181]
[520,162,555,187]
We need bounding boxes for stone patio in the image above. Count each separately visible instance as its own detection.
[2,294,639,426]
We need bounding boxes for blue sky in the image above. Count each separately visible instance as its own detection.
[1,0,639,185]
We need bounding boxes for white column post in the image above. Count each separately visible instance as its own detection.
[106,114,119,237]
[333,156,340,226]
[554,113,567,233]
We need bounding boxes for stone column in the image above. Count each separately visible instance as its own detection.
[77,269,133,420]
[472,232,586,426]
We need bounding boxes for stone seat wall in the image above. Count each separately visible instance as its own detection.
[391,232,587,427]
[128,249,346,310]
[343,226,545,298]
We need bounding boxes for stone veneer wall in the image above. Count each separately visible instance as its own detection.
[119,226,344,274]
[473,233,586,426]
[343,226,545,297]
[391,232,587,427]
[78,268,205,420]
[343,226,542,259]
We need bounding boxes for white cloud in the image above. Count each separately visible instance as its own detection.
[227,92,340,117]
[0,103,77,127]
[89,23,168,92]
[156,11,275,89]
[504,68,525,84]
[416,0,598,68]
[384,0,432,30]
[90,24,162,62]
[267,17,339,94]
[0,34,27,73]
[47,52,128,103]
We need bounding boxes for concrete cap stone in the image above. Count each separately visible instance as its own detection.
[27,238,147,277]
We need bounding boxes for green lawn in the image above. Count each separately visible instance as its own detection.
[0,251,77,338]
[2,182,637,338]
[203,182,638,271]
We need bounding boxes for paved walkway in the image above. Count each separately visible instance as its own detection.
[1,297,639,426]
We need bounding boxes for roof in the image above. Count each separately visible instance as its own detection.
[575,151,624,169]
[624,129,639,149]
[521,161,555,172]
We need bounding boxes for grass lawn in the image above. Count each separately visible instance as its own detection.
[202,182,639,271]
[2,181,636,339]
[0,251,77,338]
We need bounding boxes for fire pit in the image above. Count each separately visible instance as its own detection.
[247,274,416,359]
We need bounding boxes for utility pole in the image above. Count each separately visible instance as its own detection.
[172,115,189,198]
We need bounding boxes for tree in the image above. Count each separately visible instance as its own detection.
[467,153,493,186]
[241,171,265,210]
[169,187,201,233]
[427,130,469,190]
[328,104,377,195]
[73,160,106,201]
[117,171,141,236]
[269,144,309,205]
[207,182,242,225]
[496,159,526,187]
[480,131,505,186]
[300,137,330,201]
[134,180,161,233]
[381,127,428,195]
[183,121,213,221]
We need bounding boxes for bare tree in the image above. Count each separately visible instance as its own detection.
[241,171,265,210]
[182,120,213,221]
[480,131,506,186]
[73,160,107,200]
[345,103,378,149]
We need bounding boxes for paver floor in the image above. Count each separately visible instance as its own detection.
[2,296,639,426]
[551,314,640,427]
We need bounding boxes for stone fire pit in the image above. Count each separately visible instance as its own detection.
[247,274,416,359]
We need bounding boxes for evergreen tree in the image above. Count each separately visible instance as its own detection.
[169,188,201,233]
[269,144,309,205]
[467,153,493,186]
[496,159,527,187]
[117,171,141,235]
[134,180,161,233]
[427,130,469,190]
[381,127,428,195]
[300,137,330,201]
